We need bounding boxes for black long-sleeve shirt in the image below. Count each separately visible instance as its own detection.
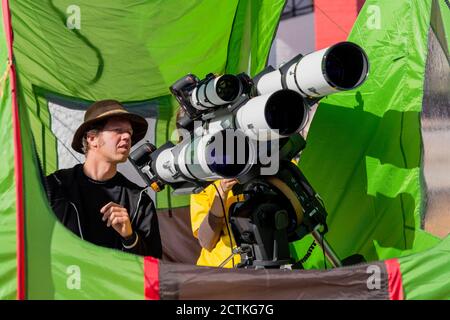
[45,164,162,258]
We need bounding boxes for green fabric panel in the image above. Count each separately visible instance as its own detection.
[247,0,285,76]
[400,235,450,299]
[0,7,17,300]
[0,80,17,300]
[292,0,439,268]
[225,0,285,75]
[6,0,284,298]
[10,0,240,101]
[373,229,440,260]
[435,0,449,57]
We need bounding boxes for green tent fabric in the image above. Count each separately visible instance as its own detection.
[291,0,448,269]
[0,0,449,300]
[400,235,450,299]
[0,8,17,300]
[1,0,285,299]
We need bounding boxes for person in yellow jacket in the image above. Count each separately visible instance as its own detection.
[190,158,301,268]
[190,178,241,268]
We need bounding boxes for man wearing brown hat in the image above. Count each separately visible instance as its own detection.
[45,100,162,258]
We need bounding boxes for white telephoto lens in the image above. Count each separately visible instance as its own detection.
[235,90,306,140]
[289,42,369,97]
[190,75,242,109]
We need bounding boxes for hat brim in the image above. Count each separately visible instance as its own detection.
[71,111,148,154]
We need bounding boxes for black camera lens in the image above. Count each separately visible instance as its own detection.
[325,42,368,89]
[206,130,251,177]
[215,75,242,102]
[129,142,155,166]
[265,90,306,135]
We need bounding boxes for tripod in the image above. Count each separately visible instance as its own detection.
[221,161,344,269]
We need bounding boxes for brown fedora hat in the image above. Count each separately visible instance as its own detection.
[72,99,148,154]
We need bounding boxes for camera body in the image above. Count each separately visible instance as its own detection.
[170,72,253,126]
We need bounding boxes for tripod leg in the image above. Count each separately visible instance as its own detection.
[218,247,242,268]
[311,229,342,268]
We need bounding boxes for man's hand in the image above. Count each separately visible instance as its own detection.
[100,202,133,239]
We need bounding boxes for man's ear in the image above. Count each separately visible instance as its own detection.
[86,132,99,149]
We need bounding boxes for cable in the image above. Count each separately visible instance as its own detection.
[212,183,235,268]
[313,194,328,269]
[297,240,316,265]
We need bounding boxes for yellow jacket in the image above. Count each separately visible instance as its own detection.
[190,160,299,268]
[190,180,241,268]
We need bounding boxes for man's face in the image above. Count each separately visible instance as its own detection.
[88,117,133,163]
